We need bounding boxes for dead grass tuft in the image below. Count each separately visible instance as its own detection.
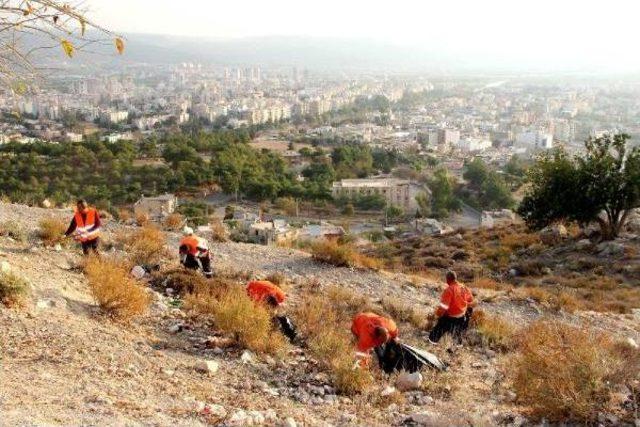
[0,270,29,306]
[511,320,634,422]
[310,239,382,270]
[206,286,287,356]
[84,256,150,320]
[264,271,286,286]
[37,218,67,246]
[381,297,426,329]
[118,209,132,223]
[118,226,167,266]
[163,213,184,231]
[151,268,210,296]
[470,309,517,351]
[295,293,373,395]
[326,285,378,319]
[135,212,150,227]
[209,219,229,242]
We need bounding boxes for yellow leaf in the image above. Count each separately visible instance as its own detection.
[61,39,74,58]
[80,18,86,36]
[23,2,33,15]
[13,81,27,95]
[115,37,125,55]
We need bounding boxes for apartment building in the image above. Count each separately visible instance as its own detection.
[331,178,422,212]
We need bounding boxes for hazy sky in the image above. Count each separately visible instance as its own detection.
[92,0,640,70]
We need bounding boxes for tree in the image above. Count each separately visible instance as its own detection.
[429,168,461,219]
[0,1,123,90]
[519,134,640,240]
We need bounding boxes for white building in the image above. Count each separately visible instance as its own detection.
[332,178,424,213]
[515,131,553,151]
[458,137,492,152]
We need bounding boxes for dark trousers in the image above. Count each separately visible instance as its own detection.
[429,314,468,343]
[182,253,213,278]
[81,238,99,255]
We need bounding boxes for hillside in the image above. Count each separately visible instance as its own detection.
[1,202,639,426]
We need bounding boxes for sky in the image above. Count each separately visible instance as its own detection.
[90,0,640,71]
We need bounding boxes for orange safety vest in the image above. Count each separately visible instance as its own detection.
[437,282,473,318]
[73,208,100,242]
[179,235,201,256]
[351,312,398,352]
[246,280,286,306]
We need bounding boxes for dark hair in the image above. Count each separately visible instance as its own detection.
[76,199,87,205]
[373,326,389,342]
[446,270,457,282]
[265,295,279,308]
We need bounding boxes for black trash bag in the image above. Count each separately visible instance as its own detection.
[374,341,445,374]
[275,315,297,342]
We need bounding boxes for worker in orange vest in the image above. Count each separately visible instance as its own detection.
[246,280,296,341]
[64,199,101,255]
[179,226,213,278]
[351,312,399,366]
[246,280,286,308]
[428,270,475,344]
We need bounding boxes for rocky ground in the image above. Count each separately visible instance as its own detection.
[1,202,639,426]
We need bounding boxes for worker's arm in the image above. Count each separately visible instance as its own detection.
[64,217,77,236]
[465,287,476,307]
[435,288,451,317]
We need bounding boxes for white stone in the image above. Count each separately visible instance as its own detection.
[168,323,182,333]
[0,261,10,273]
[36,299,56,310]
[240,350,255,364]
[195,360,219,374]
[130,265,146,279]
[396,371,423,391]
[380,386,397,397]
[411,411,437,425]
[627,338,639,349]
[576,239,592,250]
[229,410,249,426]
[281,417,297,427]
[204,404,226,417]
[53,243,62,252]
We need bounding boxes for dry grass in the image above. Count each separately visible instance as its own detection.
[201,286,287,356]
[499,231,541,251]
[295,293,373,395]
[163,213,184,231]
[264,271,286,286]
[118,209,132,223]
[470,309,517,351]
[210,219,229,242]
[151,268,210,296]
[118,226,167,266]
[381,297,426,329]
[511,320,635,422]
[471,276,511,290]
[420,368,460,400]
[135,212,150,227]
[0,270,29,306]
[37,218,67,246]
[84,256,150,320]
[310,239,382,270]
[325,285,378,319]
[0,220,27,242]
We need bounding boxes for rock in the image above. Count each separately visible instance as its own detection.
[634,418,640,427]
[53,243,62,252]
[396,371,423,391]
[471,362,483,369]
[541,267,552,275]
[195,360,219,374]
[576,239,592,250]
[130,265,146,279]
[411,411,438,425]
[281,417,297,427]
[36,299,62,310]
[240,350,255,364]
[627,338,639,349]
[229,410,249,426]
[0,261,10,273]
[539,224,568,245]
[41,199,52,208]
[632,309,640,321]
[203,404,226,417]
[597,241,625,256]
[505,391,517,402]
[380,386,397,397]
[509,268,518,277]
[168,323,183,333]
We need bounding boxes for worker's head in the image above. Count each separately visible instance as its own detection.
[265,295,280,309]
[373,326,390,344]
[446,270,457,285]
[182,226,194,236]
[76,199,88,213]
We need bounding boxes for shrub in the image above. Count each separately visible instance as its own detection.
[310,239,382,270]
[0,270,29,306]
[151,268,209,296]
[163,213,184,231]
[470,310,517,351]
[210,219,229,242]
[135,212,150,227]
[84,256,150,319]
[37,218,67,246]
[118,226,167,266]
[0,220,27,242]
[117,209,132,223]
[511,321,631,422]
[295,293,372,395]
[381,297,426,329]
[206,286,287,356]
[265,271,286,286]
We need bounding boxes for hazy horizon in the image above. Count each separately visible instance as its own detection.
[88,0,640,73]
